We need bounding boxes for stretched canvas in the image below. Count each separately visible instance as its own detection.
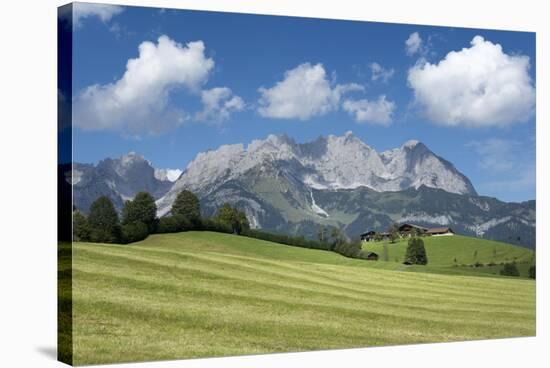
[58,2,536,366]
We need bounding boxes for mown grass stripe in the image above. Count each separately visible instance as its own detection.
[75,246,534,309]
[72,232,535,365]
[73,256,534,328]
[73,266,535,332]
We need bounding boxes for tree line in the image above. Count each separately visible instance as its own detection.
[73,190,250,244]
[72,190,374,261]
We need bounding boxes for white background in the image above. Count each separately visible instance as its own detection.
[0,0,547,367]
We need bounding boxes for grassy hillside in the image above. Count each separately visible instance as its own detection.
[362,235,534,277]
[72,231,535,365]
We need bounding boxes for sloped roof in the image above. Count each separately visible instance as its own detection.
[426,227,454,234]
[399,223,428,231]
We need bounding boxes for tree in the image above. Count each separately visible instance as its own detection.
[389,223,400,243]
[374,232,383,242]
[122,192,158,232]
[528,265,536,279]
[215,203,249,235]
[330,227,346,248]
[73,210,91,242]
[171,190,201,227]
[404,237,428,265]
[88,196,120,243]
[500,262,520,277]
[317,225,327,243]
[411,226,423,238]
[237,210,250,233]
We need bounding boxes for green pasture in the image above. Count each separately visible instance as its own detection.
[71,232,535,365]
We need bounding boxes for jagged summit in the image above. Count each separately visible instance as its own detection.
[69,134,533,248]
[402,139,421,148]
[156,133,478,216]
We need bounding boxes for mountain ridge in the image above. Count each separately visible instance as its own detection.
[71,152,175,213]
[157,132,477,216]
[69,133,535,248]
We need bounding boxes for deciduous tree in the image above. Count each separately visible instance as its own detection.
[122,192,158,232]
[171,190,201,227]
[88,196,120,243]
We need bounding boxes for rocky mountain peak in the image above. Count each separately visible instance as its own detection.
[402,139,421,149]
[156,133,478,217]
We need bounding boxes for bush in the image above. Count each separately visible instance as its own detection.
[528,265,536,279]
[89,226,121,244]
[404,237,428,265]
[157,214,193,233]
[214,203,250,234]
[333,241,363,258]
[500,262,520,277]
[201,218,233,234]
[241,228,332,251]
[121,221,149,244]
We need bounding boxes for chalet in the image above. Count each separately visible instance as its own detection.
[425,227,455,236]
[398,223,428,236]
[360,231,377,242]
[360,231,390,242]
[364,252,379,261]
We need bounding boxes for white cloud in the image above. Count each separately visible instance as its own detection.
[405,32,423,56]
[73,3,124,27]
[342,95,396,125]
[408,36,535,127]
[154,168,183,182]
[196,87,245,122]
[258,63,363,120]
[369,62,395,83]
[73,35,215,135]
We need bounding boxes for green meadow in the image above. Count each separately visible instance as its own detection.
[72,232,535,365]
[363,235,534,277]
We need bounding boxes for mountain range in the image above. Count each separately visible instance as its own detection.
[69,152,177,213]
[69,133,535,249]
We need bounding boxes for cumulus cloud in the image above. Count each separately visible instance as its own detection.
[258,63,363,120]
[73,35,215,135]
[369,62,395,83]
[342,95,396,125]
[73,3,124,27]
[405,32,423,56]
[196,87,245,122]
[408,36,535,127]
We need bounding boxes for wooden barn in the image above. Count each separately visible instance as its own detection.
[398,223,428,236]
[425,227,455,236]
[364,252,379,261]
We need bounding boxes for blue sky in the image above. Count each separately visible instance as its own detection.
[69,3,536,202]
